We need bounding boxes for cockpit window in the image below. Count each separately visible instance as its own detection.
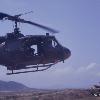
[52,40,58,48]
[44,38,58,48]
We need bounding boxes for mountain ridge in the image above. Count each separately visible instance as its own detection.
[0,80,29,91]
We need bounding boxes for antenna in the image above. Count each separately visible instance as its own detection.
[14,11,34,17]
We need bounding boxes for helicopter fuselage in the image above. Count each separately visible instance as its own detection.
[0,34,71,71]
[0,12,71,75]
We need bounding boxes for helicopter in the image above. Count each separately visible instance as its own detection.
[0,12,71,75]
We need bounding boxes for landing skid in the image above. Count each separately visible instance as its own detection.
[7,63,54,75]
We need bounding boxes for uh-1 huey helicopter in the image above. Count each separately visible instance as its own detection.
[0,12,71,75]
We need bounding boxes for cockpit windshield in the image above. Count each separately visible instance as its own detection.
[43,37,59,48]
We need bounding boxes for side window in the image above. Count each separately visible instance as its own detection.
[31,45,37,54]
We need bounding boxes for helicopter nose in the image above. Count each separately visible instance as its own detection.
[63,47,71,59]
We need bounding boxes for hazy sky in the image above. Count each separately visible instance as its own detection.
[0,0,100,89]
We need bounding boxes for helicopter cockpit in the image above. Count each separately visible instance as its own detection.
[23,33,59,57]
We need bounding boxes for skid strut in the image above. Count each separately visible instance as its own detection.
[7,63,54,75]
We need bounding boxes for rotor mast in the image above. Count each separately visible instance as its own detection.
[13,11,34,34]
[14,19,20,34]
[15,21,17,29]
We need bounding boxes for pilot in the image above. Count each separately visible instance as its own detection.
[24,44,35,56]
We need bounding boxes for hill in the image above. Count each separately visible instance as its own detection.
[0,80,99,100]
[0,80,29,91]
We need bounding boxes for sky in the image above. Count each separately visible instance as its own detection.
[0,0,100,89]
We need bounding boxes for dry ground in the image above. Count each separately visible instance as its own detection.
[0,89,99,100]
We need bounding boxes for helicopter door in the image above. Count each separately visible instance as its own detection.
[41,39,56,58]
[37,42,44,56]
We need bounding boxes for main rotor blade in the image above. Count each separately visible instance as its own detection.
[19,19,58,33]
[0,12,13,20]
[0,12,58,33]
